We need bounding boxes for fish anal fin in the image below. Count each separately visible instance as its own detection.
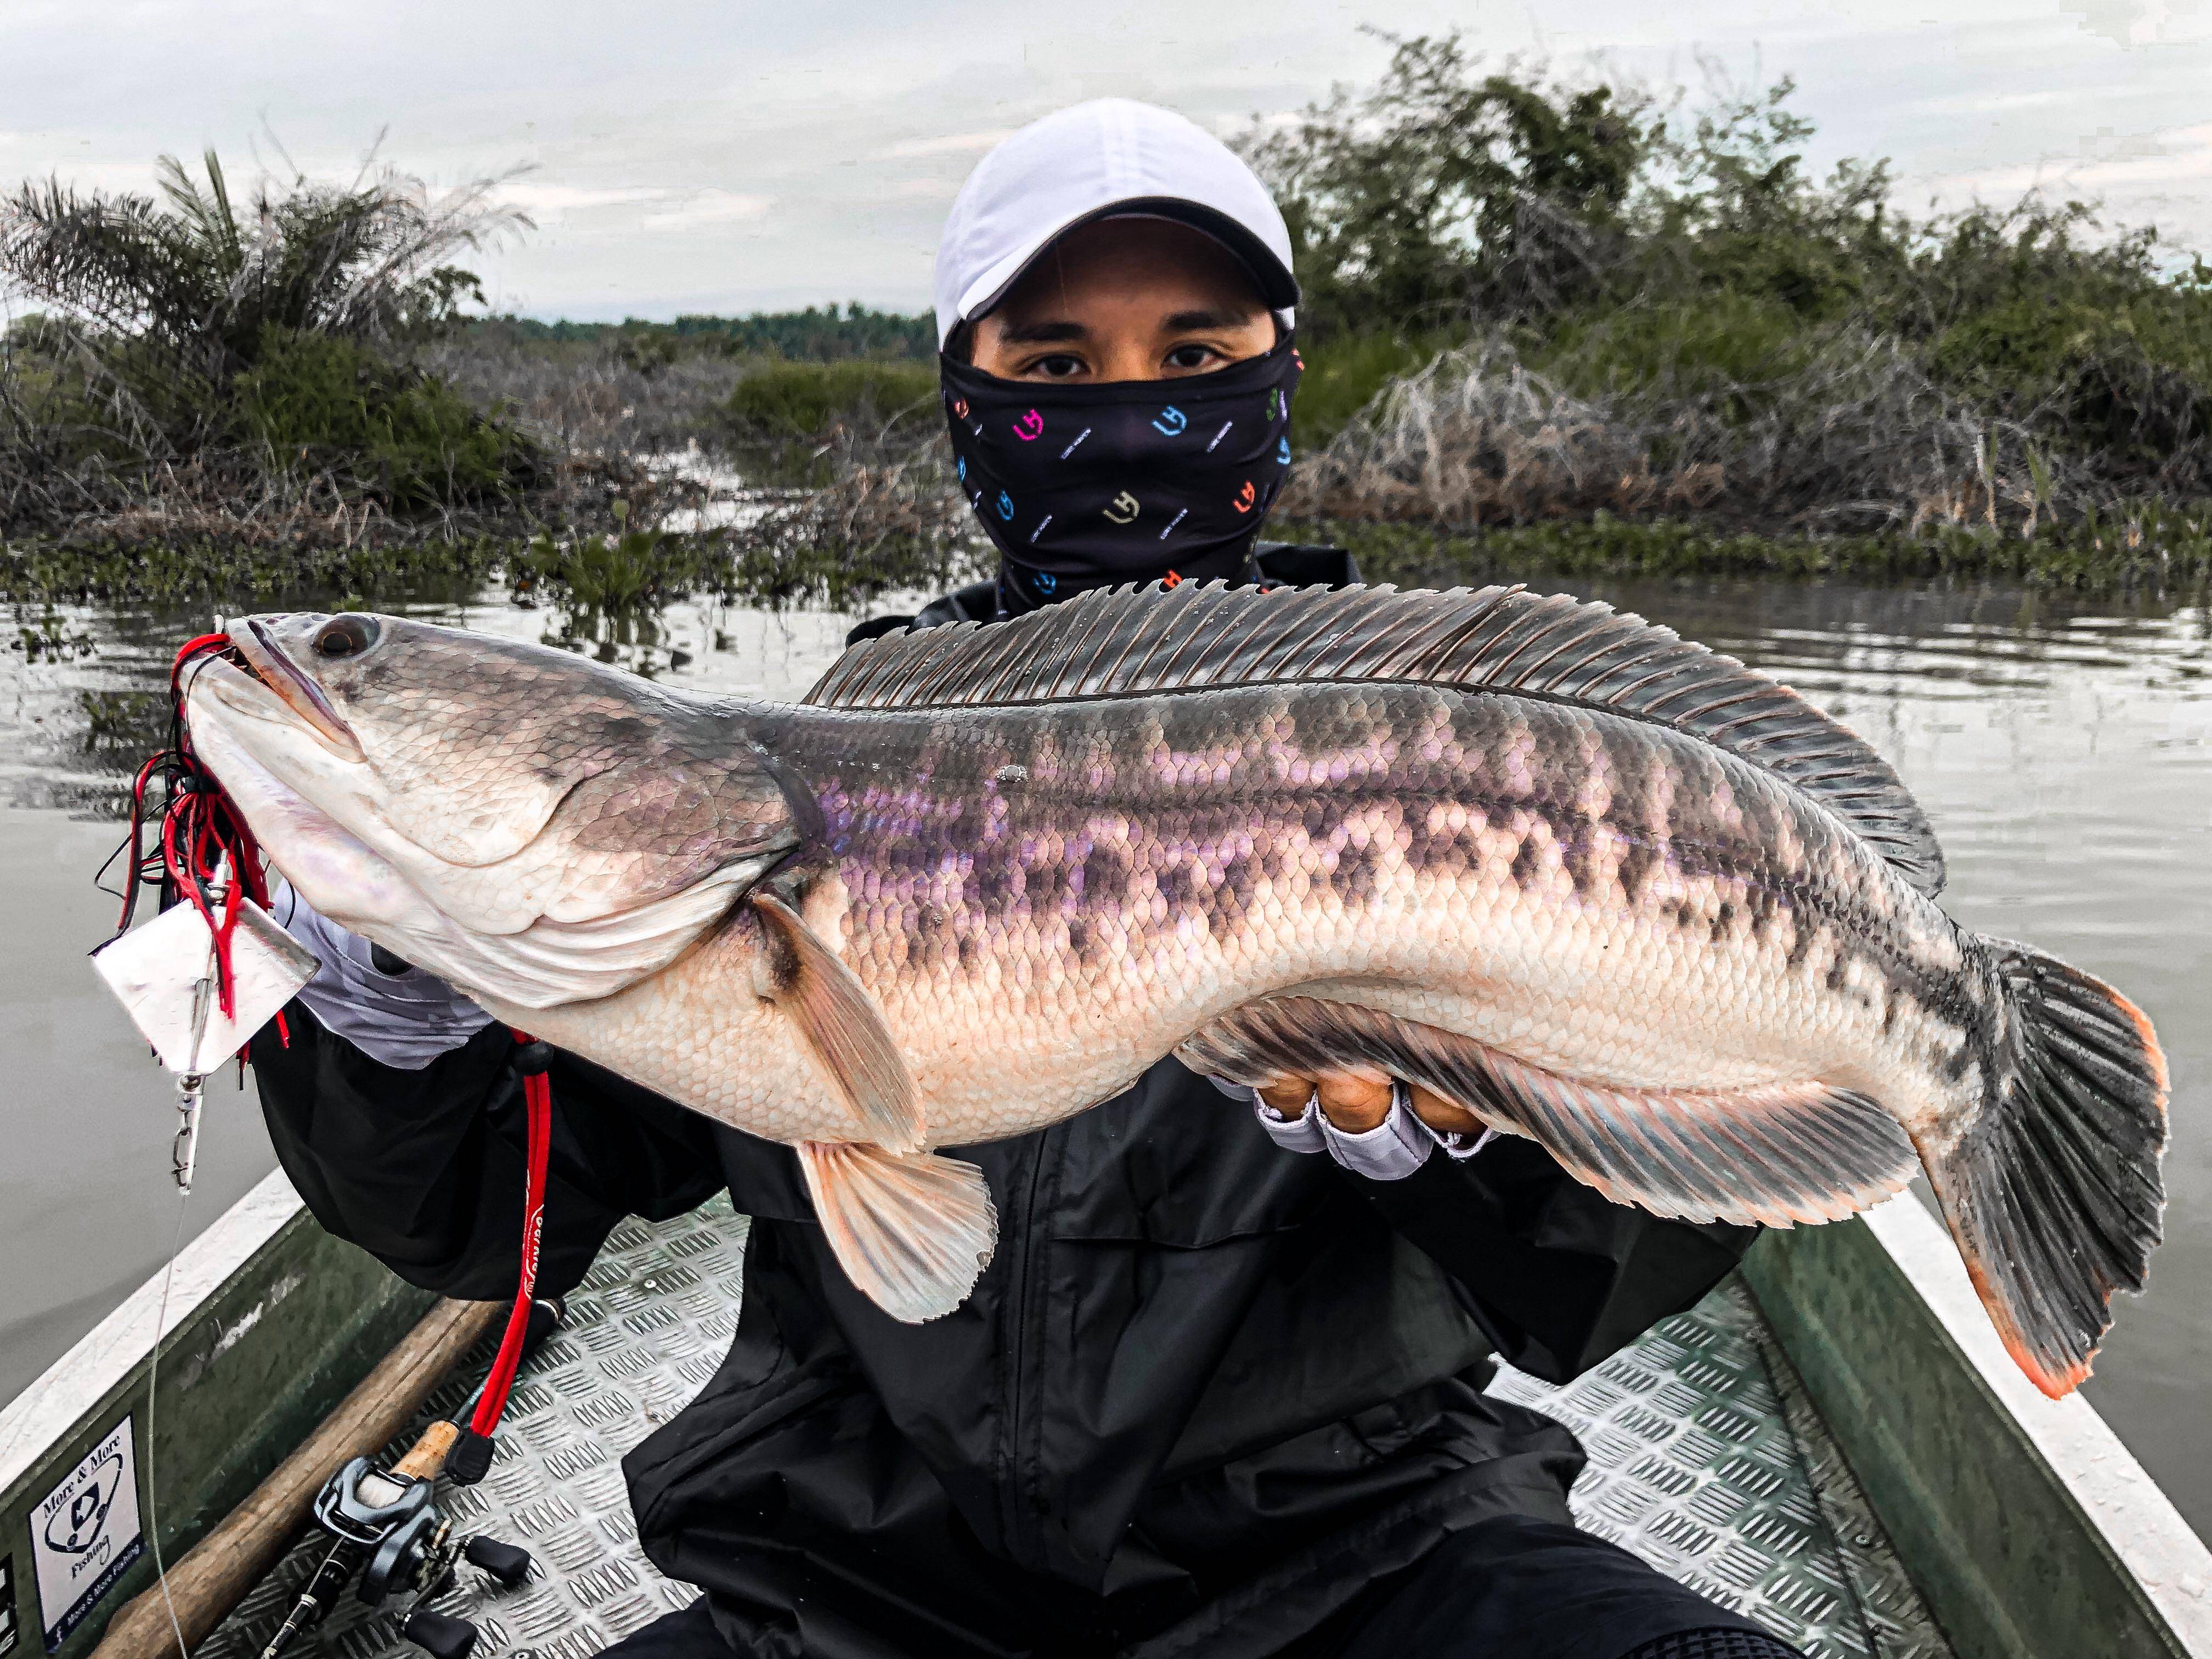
[752,890,924,1154]
[797,1142,998,1322]
[1177,996,1921,1228]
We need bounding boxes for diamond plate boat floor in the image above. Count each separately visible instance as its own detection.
[200,1197,1953,1659]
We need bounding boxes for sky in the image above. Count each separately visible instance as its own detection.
[1,0,2207,323]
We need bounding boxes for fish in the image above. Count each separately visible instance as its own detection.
[180,583,2169,1397]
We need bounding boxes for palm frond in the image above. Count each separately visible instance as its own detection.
[0,149,529,380]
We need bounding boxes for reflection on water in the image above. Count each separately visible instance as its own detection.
[4,571,2209,1538]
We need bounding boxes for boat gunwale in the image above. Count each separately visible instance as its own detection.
[6,1171,2209,1658]
[0,1169,304,1496]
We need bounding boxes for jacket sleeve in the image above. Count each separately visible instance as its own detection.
[250,1001,727,1301]
[1356,1135,1760,1383]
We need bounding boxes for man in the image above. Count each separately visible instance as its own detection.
[254,101,1807,1659]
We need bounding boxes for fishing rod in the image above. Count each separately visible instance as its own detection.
[250,1029,563,1659]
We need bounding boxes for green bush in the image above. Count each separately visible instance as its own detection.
[1245,34,2212,514]
[724,359,938,443]
[1293,329,1463,449]
[233,326,542,511]
[1530,292,1821,422]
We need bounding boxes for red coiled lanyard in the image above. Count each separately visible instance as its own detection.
[469,1033,554,1443]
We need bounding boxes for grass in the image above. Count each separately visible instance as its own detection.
[1291,328,1465,449]
[724,359,939,442]
[0,532,512,608]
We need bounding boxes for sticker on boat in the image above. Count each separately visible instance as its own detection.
[1,1550,19,1656]
[31,1417,142,1651]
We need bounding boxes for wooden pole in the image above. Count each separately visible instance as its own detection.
[93,1297,505,1659]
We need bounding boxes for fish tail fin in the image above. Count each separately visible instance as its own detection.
[1923,939,2168,1398]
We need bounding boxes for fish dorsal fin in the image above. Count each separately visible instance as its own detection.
[805,581,1945,896]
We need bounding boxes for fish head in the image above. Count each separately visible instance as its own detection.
[184,612,803,1010]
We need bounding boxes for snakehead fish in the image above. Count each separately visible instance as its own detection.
[180,583,2168,1397]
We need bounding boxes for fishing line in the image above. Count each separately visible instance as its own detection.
[144,1192,194,1659]
[106,623,280,1659]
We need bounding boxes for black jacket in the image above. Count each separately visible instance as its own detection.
[255,1024,1753,1658]
[251,554,1759,1658]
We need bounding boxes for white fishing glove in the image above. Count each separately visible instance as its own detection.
[1211,1077,1490,1180]
[272,882,495,1069]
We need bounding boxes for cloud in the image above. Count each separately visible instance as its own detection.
[640,189,775,229]
[1950,121,2212,195]
[6,0,2211,317]
[876,128,1018,160]
[494,182,665,221]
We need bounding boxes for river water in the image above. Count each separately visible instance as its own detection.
[4,567,2207,1536]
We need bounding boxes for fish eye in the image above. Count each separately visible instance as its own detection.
[312,614,380,659]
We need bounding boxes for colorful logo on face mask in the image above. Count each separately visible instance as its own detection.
[953,398,970,420]
[957,456,967,482]
[1293,350,1304,370]
[1232,480,1257,514]
[1152,406,1187,436]
[1266,388,1282,420]
[1277,437,1292,465]
[1036,570,1057,594]
[996,491,1015,520]
[1103,490,1140,524]
[1013,408,1043,441]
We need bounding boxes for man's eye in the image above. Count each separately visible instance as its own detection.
[1030,354,1087,379]
[1164,344,1222,371]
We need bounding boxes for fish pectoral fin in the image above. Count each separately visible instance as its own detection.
[797,1141,998,1322]
[752,890,924,1155]
[1178,996,1922,1228]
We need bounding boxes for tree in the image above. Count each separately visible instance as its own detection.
[0,148,526,399]
[1240,32,1653,336]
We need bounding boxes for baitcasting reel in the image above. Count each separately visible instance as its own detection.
[260,1431,535,1659]
[259,1299,563,1659]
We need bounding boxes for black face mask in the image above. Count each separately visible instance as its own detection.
[939,334,1302,614]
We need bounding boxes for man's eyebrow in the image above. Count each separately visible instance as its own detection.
[1163,307,1253,331]
[994,318,1089,345]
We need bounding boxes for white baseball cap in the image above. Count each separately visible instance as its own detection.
[932,98,1299,348]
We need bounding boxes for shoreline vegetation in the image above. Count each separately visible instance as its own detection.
[5,33,2211,610]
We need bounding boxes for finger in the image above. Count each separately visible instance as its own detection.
[1406,1084,1485,1137]
[1314,1070,1392,1133]
[1257,1077,1314,1119]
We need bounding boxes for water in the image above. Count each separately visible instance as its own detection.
[3,569,2208,1538]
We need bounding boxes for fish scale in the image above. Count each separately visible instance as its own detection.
[183,582,2166,1396]
[759,684,1932,1148]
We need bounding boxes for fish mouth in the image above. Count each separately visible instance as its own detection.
[212,618,366,762]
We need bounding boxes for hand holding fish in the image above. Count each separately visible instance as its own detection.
[1257,1071,1480,1138]
[182,582,2167,1399]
